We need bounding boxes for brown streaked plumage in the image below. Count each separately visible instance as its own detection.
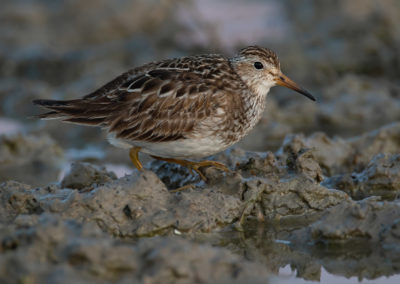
[33,46,315,179]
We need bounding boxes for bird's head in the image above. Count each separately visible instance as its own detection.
[230,46,315,101]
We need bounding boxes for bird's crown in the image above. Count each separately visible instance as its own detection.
[237,46,280,69]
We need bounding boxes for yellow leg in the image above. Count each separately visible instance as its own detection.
[129,147,143,170]
[150,156,230,180]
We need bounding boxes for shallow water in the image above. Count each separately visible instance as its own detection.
[276,267,400,284]
[202,219,400,283]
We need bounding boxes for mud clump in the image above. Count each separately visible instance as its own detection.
[310,198,400,242]
[277,122,400,176]
[0,169,242,237]
[61,162,117,190]
[322,154,400,200]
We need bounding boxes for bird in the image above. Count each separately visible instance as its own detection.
[33,46,315,180]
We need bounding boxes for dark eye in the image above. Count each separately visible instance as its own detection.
[254,62,263,69]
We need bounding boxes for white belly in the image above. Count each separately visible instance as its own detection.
[107,133,229,159]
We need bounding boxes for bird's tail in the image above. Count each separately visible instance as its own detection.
[32,99,108,126]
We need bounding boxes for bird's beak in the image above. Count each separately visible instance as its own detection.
[275,73,316,101]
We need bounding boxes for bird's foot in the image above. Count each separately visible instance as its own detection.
[169,184,196,193]
[150,156,230,180]
[186,160,230,180]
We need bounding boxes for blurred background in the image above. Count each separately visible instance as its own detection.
[1,0,400,186]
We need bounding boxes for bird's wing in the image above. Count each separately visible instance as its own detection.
[104,67,232,143]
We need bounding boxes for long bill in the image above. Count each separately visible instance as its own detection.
[275,73,316,101]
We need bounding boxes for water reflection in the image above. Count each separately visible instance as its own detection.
[196,219,400,282]
[275,266,400,284]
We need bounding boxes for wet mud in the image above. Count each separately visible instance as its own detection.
[1,0,400,283]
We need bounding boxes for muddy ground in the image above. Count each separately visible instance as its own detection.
[1,0,400,283]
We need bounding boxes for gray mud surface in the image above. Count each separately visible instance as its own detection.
[1,0,400,283]
[2,123,400,282]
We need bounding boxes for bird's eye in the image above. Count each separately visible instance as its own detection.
[254,62,263,69]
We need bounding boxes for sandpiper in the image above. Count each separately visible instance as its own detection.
[33,46,315,179]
